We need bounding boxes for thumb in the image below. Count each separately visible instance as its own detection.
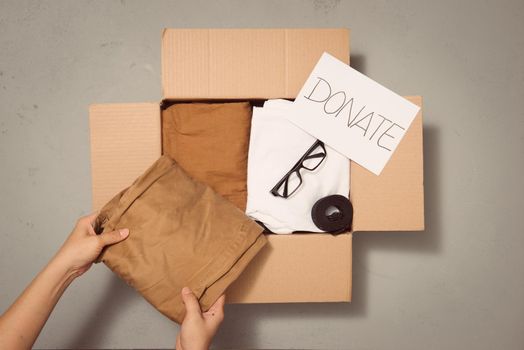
[181,287,202,317]
[99,228,129,246]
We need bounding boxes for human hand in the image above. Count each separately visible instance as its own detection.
[175,287,225,350]
[52,212,129,278]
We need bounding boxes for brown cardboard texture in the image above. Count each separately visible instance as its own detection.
[227,233,352,303]
[162,28,350,99]
[89,28,424,304]
[89,103,161,210]
[352,96,425,232]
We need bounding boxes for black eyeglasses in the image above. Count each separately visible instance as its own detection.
[270,139,327,198]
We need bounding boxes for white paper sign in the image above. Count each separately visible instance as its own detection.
[285,52,420,175]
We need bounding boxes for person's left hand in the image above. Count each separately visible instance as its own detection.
[53,212,130,278]
[176,287,225,350]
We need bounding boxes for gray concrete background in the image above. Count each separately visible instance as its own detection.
[1,0,523,349]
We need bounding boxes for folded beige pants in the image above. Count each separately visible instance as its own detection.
[95,155,267,324]
[162,102,252,211]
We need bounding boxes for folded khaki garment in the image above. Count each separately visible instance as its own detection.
[95,155,267,324]
[162,102,252,211]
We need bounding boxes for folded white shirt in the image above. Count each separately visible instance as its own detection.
[246,99,350,234]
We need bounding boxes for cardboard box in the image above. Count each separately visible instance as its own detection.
[89,28,424,303]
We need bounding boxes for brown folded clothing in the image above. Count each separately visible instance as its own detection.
[95,155,267,324]
[162,102,252,211]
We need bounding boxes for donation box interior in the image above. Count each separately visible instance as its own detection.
[89,28,424,303]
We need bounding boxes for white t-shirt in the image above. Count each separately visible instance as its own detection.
[246,99,350,233]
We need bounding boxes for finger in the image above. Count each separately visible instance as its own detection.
[80,211,99,226]
[87,224,96,236]
[181,287,202,316]
[78,212,100,235]
[175,334,182,350]
[98,228,129,246]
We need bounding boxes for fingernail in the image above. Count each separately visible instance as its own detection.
[182,287,192,295]
[119,228,129,237]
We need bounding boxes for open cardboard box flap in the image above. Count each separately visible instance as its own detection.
[89,28,424,303]
[161,28,350,100]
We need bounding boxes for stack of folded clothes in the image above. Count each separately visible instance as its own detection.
[95,155,266,324]
[162,102,252,211]
[245,99,350,233]
[96,100,351,324]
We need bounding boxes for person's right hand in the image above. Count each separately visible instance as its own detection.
[175,287,225,350]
